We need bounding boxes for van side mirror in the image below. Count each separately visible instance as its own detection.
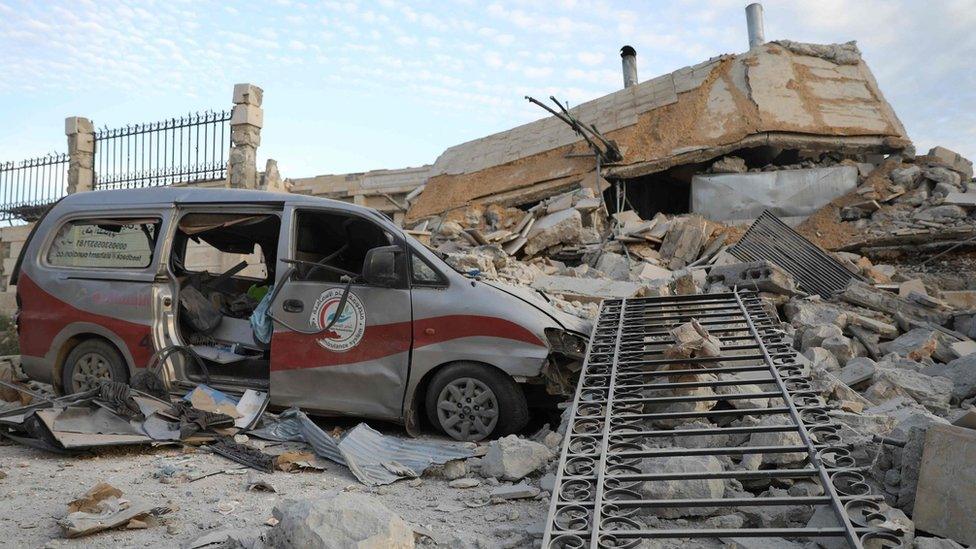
[362,246,401,287]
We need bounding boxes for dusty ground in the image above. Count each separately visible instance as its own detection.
[0,420,550,548]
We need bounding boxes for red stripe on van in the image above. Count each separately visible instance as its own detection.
[270,314,544,371]
[17,274,153,367]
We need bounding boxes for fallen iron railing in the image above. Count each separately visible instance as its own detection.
[542,290,903,548]
[729,210,863,297]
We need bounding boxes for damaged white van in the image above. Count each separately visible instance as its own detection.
[12,187,590,441]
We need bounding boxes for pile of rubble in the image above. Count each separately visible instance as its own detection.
[403,144,976,547]
[799,146,976,256]
[409,186,741,320]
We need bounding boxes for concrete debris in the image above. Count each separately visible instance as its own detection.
[480,435,551,481]
[639,454,725,518]
[268,493,415,549]
[913,421,976,546]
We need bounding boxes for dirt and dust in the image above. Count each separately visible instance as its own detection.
[0,423,549,548]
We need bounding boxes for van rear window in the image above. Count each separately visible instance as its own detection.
[47,219,160,269]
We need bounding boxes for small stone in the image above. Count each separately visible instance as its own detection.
[440,459,467,480]
[449,478,481,489]
[489,483,540,500]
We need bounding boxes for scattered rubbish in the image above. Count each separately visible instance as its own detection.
[209,437,275,473]
[252,408,475,485]
[244,471,277,493]
[274,450,325,473]
[58,482,173,538]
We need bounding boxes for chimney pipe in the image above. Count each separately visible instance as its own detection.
[620,45,637,88]
[745,3,765,49]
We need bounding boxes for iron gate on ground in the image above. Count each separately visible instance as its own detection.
[543,290,905,548]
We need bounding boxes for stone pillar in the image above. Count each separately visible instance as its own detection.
[65,116,95,194]
[228,83,264,189]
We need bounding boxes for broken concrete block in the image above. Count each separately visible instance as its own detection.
[747,416,805,465]
[922,353,976,401]
[707,260,796,295]
[823,334,856,366]
[914,204,967,222]
[784,298,848,329]
[846,313,899,338]
[711,156,747,173]
[840,281,949,325]
[803,347,840,372]
[480,435,550,481]
[942,192,976,208]
[864,368,953,414]
[531,275,641,302]
[898,278,928,298]
[489,483,540,500]
[914,537,966,549]
[523,209,582,256]
[879,328,940,361]
[891,165,921,187]
[639,454,724,518]
[800,324,844,351]
[837,357,876,387]
[268,493,414,549]
[922,165,963,188]
[659,215,708,270]
[950,339,976,358]
[595,252,631,281]
[913,423,976,546]
[928,145,974,179]
[635,262,673,282]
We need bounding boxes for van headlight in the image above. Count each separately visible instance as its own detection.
[545,328,588,358]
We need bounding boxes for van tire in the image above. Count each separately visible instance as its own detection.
[425,362,528,442]
[61,339,128,394]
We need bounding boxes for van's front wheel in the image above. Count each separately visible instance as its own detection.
[62,340,128,394]
[425,362,528,442]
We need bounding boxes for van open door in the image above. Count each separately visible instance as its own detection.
[267,207,412,421]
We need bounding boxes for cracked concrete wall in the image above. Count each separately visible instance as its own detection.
[407,41,909,222]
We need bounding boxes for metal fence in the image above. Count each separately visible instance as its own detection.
[543,290,904,548]
[0,154,69,222]
[93,110,232,189]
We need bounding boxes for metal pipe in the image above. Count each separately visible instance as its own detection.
[746,3,765,48]
[620,45,638,88]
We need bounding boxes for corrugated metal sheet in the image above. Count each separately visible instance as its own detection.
[251,408,475,485]
[728,210,863,297]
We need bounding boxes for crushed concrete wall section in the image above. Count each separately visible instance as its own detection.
[408,41,909,222]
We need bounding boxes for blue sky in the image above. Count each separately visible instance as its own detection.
[1,0,974,178]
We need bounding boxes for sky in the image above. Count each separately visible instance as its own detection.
[1,0,974,179]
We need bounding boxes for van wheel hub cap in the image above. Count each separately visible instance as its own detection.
[72,352,112,391]
[437,378,498,441]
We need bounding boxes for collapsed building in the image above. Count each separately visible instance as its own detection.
[405,39,909,225]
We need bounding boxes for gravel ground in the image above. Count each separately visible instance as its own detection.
[0,423,551,548]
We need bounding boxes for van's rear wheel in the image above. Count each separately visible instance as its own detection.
[62,340,128,393]
[425,362,528,442]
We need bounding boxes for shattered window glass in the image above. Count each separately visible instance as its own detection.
[47,219,159,269]
[411,254,442,285]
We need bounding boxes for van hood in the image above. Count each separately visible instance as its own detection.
[481,280,593,335]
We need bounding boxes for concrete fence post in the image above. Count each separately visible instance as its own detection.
[228,83,264,189]
[65,116,95,194]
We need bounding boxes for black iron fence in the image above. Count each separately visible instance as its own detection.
[0,154,69,222]
[93,110,232,189]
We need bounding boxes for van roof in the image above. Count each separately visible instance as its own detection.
[56,186,360,211]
